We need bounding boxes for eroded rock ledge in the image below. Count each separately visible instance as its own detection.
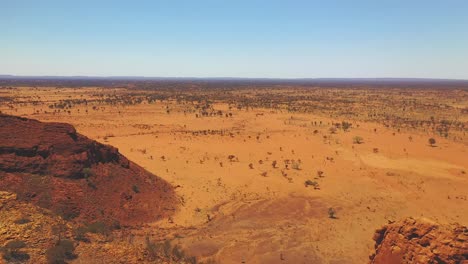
[370,217,467,264]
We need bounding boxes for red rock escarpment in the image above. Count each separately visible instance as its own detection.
[0,114,176,225]
[370,218,467,264]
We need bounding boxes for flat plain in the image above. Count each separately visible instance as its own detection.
[0,83,467,263]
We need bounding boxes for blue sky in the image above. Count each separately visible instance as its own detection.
[1,0,468,78]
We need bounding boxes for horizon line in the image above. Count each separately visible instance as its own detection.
[1,74,468,82]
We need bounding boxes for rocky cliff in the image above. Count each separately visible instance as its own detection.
[0,114,176,225]
[370,218,467,264]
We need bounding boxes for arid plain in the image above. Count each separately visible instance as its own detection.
[0,84,467,263]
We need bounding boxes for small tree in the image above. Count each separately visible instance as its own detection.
[328,208,336,219]
[46,239,76,264]
[428,138,436,147]
[353,136,364,144]
[304,180,318,188]
[81,167,93,178]
[2,240,30,262]
[341,121,352,131]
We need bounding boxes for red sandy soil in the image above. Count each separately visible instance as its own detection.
[0,86,466,263]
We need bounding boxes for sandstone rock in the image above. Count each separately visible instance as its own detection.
[0,114,176,225]
[370,217,468,264]
[0,114,124,178]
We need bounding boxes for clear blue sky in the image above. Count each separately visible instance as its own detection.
[2,0,468,78]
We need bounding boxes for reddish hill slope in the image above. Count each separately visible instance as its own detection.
[0,114,176,225]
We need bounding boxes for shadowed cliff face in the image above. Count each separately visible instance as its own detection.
[0,114,128,178]
[370,218,467,264]
[0,114,177,225]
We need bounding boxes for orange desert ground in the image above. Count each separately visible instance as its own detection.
[0,84,467,263]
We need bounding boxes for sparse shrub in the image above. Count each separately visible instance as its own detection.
[132,185,140,193]
[86,179,97,190]
[353,136,364,144]
[291,161,301,170]
[228,155,237,162]
[14,217,32,225]
[172,245,185,260]
[304,180,318,188]
[86,221,109,235]
[46,239,76,264]
[428,138,436,147]
[81,167,93,178]
[56,202,80,220]
[328,208,336,219]
[341,121,352,131]
[145,236,158,261]
[73,226,90,242]
[74,220,116,242]
[144,238,197,263]
[5,240,26,250]
[2,239,30,261]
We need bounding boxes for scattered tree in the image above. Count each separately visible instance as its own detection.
[328,208,337,219]
[353,136,364,144]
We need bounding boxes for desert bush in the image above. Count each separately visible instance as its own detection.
[46,239,76,264]
[86,178,97,190]
[291,161,301,170]
[2,240,30,262]
[341,121,352,131]
[14,217,32,225]
[172,245,185,260]
[145,238,197,263]
[73,226,90,242]
[304,180,318,187]
[86,221,109,235]
[353,136,364,144]
[72,221,112,240]
[81,167,93,178]
[5,240,26,250]
[145,236,158,261]
[428,138,436,146]
[56,201,80,221]
[328,208,336,219]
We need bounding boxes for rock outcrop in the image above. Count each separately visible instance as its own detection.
[370,218,467,264]
[0,114,128,178]
[0,114,176,225]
